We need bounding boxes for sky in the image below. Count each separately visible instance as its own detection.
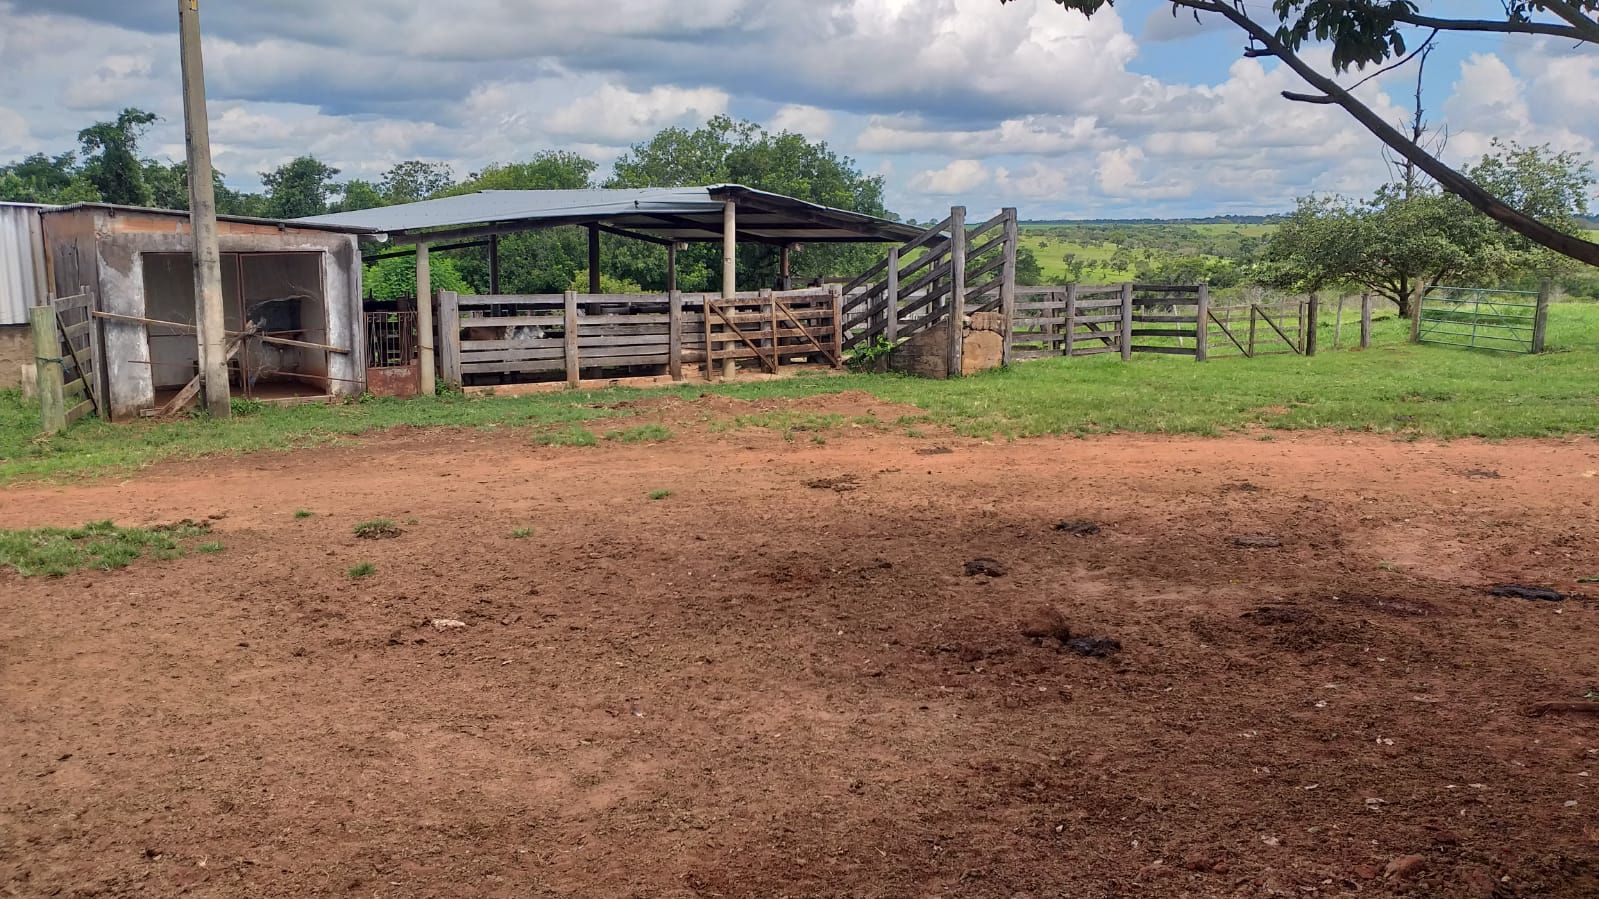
[0,0,1595,222]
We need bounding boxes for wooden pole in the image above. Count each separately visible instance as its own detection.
[780,244,793,291]
[1359,292,1372,349]
[489,234,500,295]
[999,207,1018,366]
[178,0,229,418]
[437,291,461,387]
[1304,292,1319,356]
[587,225,601,295]
[1333,293,1346,349]
[416,241,435,395]
[884,247,900,359]
[764,288,778,372]
[1533,280,1551,353]
[721,200,737,378]
[1195,283,1210,362]
[563,290,580,387]
[1247,304,1258,357]
[945,206,966,378]
[666,242,678,293]
[31,305,65,434]
[667,290,683,381]
[1119,283,1133,362]
[1063,284,1077,357]
[1409,281,1426,343]
[829,284,844,369]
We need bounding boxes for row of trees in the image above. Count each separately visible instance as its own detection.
[2,111,1054,295]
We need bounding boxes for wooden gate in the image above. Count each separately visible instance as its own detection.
[703,287,843,379]
[29,289,101,433]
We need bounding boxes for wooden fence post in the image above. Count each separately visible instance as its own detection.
[999,207,1018,366]
[1194,283,1210,362]
[1063,284,1078,357]
[945,206,967,378]
[703,294,715,381]
[829,284,844,369]
[563,290,580,388]
[1119,282,1133,361]
[1533,280,1551,353]
[1409,282,1426,344]
[668,290,684,381]
[31,304,65,434]
[1304,292,1319,356]
[1332,294,1345,349]
[437,290,461,387]
[1359,292,1372,349]
[1247,304,1258,357]
[762,288,778,372]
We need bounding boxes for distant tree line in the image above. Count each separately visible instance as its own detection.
[0,110,1043,296]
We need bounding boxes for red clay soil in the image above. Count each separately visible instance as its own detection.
[4,393,1599,898]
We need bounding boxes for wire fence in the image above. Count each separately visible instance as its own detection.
[1417,286,1547,354]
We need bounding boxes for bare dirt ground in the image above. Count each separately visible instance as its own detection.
[4,392,1599,898]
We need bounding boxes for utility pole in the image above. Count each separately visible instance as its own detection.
[178,0,230,417]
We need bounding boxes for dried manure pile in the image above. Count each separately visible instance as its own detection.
[3,397,1599,898]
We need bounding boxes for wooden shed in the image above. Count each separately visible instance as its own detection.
[39,204,374,420]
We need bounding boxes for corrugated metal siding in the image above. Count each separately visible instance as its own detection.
[0,203,48,325]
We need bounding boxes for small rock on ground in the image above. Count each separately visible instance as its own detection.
[1384,854,1426,881]
[1020,607,1072,642]
[430,618,467,629]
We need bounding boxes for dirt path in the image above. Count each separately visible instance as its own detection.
[4,395,1599,897]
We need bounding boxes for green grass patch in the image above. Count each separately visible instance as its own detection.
[532,425,600,447]
[509,526,533,539]
[604,423,672,443]
[196,541,224,554]
[293,509,314,519]
[0,519,212,577]
[647,489,672,500]
[3,305,1598,484]
[353,518,402,539]
[347,561,376,579]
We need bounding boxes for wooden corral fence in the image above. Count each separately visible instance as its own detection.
[29,288,102,433]
[840,206,1018,373]
[437,286,843,387]
[1012,288,1386,362]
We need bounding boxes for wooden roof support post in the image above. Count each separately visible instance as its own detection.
[587,224,601,294]
[721,199,737,378]
[179,0,230,418]
[416,241,436,395]
[489,234,500,295]
[780,244,793,291]
[666,242,678,292]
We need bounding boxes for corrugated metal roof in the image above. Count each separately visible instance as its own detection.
[0,203,49,326]
[296,184,917,243]
[43,202,380,235]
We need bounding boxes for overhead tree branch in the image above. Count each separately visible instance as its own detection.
[1175,0,1599,267]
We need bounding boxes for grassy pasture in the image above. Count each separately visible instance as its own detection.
[2,305,1595,484]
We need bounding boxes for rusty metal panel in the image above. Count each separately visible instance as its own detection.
[0,202,50,325]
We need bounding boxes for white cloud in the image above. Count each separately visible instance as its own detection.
[910,159,990,194]
[771,104,833,138]
[546,83,728,144]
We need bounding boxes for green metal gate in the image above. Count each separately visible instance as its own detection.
[1416,286,1547,354]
